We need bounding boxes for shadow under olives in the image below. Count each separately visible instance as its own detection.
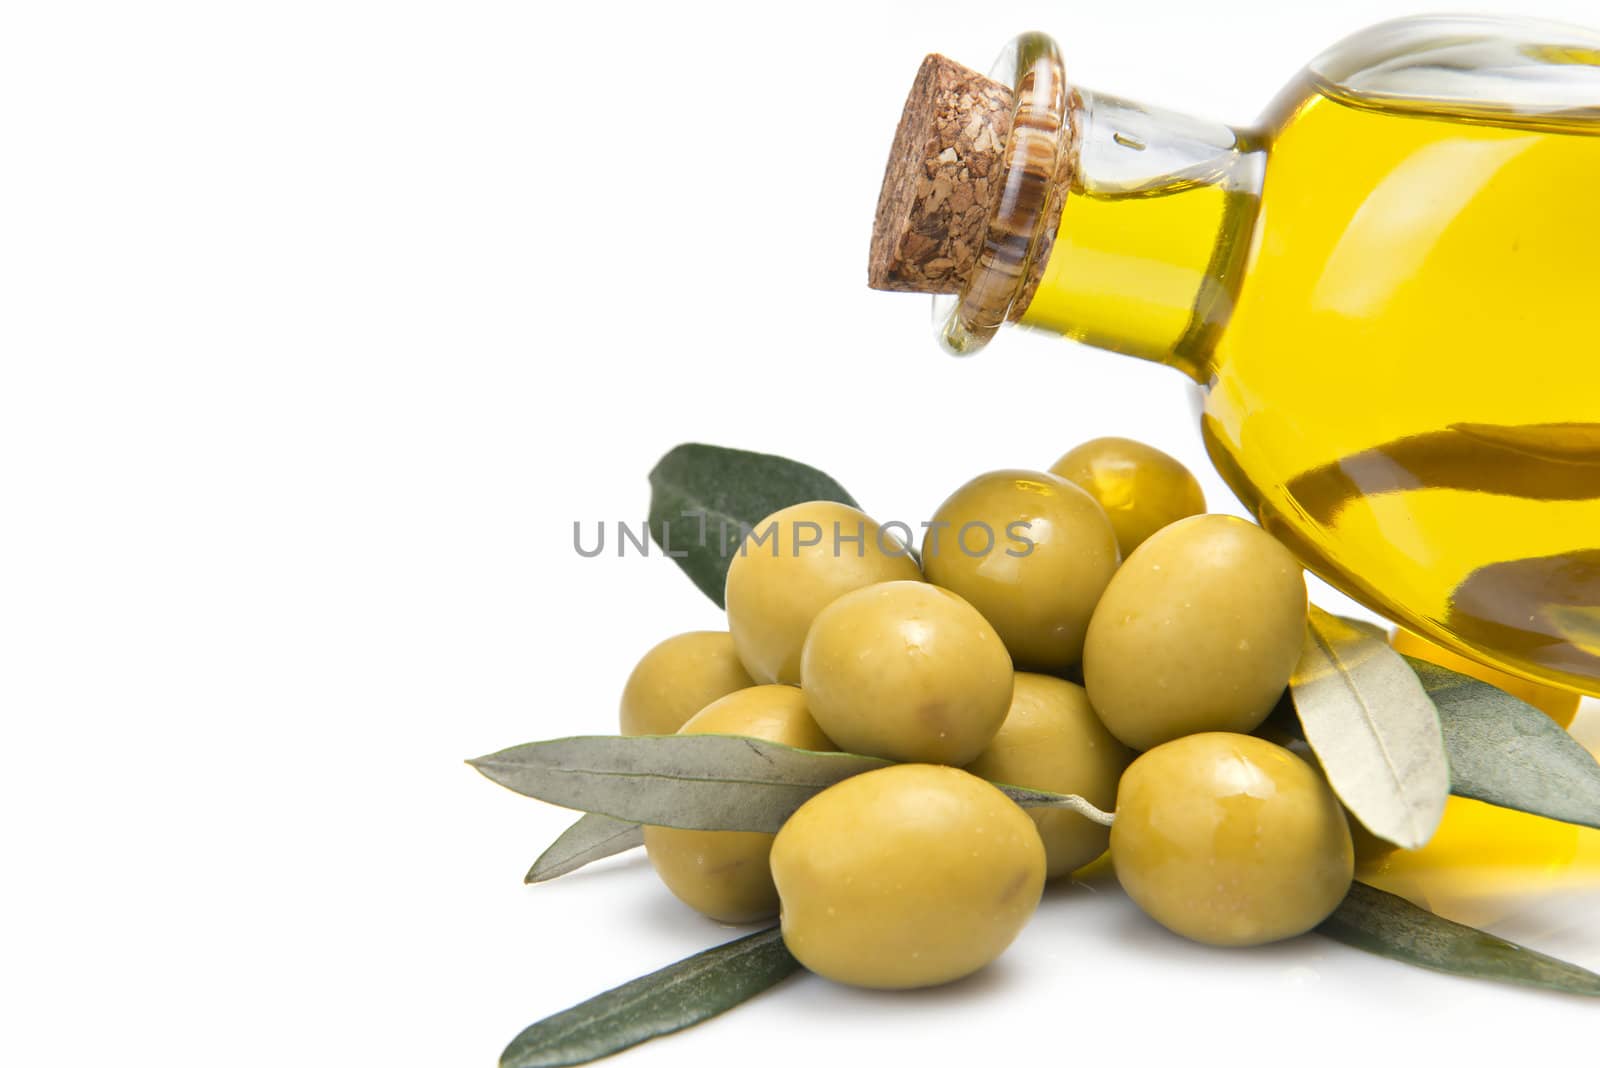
[789,954,1027,1010]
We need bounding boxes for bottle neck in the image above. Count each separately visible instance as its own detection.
[1014,90,1266,382]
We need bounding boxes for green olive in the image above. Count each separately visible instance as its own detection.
[770,763,1045,988]
[1083,514,1307,750]
[800,581,1012,765]
[725,501,922,685]
[1111,732,1354,946]
[619,631,756,736]
[965,673,1133,878]
[922,470,1119,673]
[1050,437,1206,556]
[643,685,833,924]
[1258,723,1396,866]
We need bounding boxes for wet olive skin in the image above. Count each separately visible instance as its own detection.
[724,501,921,685]
[643,685,834,924]
[1083,514,1307,751]
[922,470,1119,672]
[965,673,1133,878]
[619,631,756,736]
[1111,732,1354,946]
[1050,437,1206,557]
[800,581,1013,765]
[770,764,1046,989]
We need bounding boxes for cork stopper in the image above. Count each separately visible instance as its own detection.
[868,54,1015,295]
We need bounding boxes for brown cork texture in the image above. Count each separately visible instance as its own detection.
[868,54,1014,295]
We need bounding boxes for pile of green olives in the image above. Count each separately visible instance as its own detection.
[615,436,1349,988]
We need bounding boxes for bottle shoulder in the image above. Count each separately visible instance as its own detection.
[1304,15,1600,131]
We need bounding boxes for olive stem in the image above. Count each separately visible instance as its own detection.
[1007,786,1115,826]
[1056,796,1116,827]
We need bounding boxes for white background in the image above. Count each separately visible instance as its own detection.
[5,2,1600,1065]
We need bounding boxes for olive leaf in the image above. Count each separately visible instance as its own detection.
[470,735,893,831]
[1319,882,1600,996]
[648,443,859,607]
[526,814,644,885]
[1274,618,1600,831]
[1289,607,1450,849]
[500,926,800,1068]
[1402,654,1600,830]
[471,735,1112,833]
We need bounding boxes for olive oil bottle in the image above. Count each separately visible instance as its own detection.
[869,16,1600,697]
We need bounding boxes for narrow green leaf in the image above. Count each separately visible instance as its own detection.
[647,443,859,608]
[1264,642,1600,831]
[470,735,892,831]
[1290,606,1450,849]
[472,734,1108,832]
[526,814,644,885]
[1403,654,1600,830]
[1319,881,1600,996]
[500,926,800,1068]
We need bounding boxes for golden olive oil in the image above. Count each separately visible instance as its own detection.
[1201,84,1600,694]
[1020,175,1253,377]
[1021,81,1600,696]
[878,19,1600,694]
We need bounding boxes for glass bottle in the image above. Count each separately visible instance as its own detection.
[868,16,1600,697]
